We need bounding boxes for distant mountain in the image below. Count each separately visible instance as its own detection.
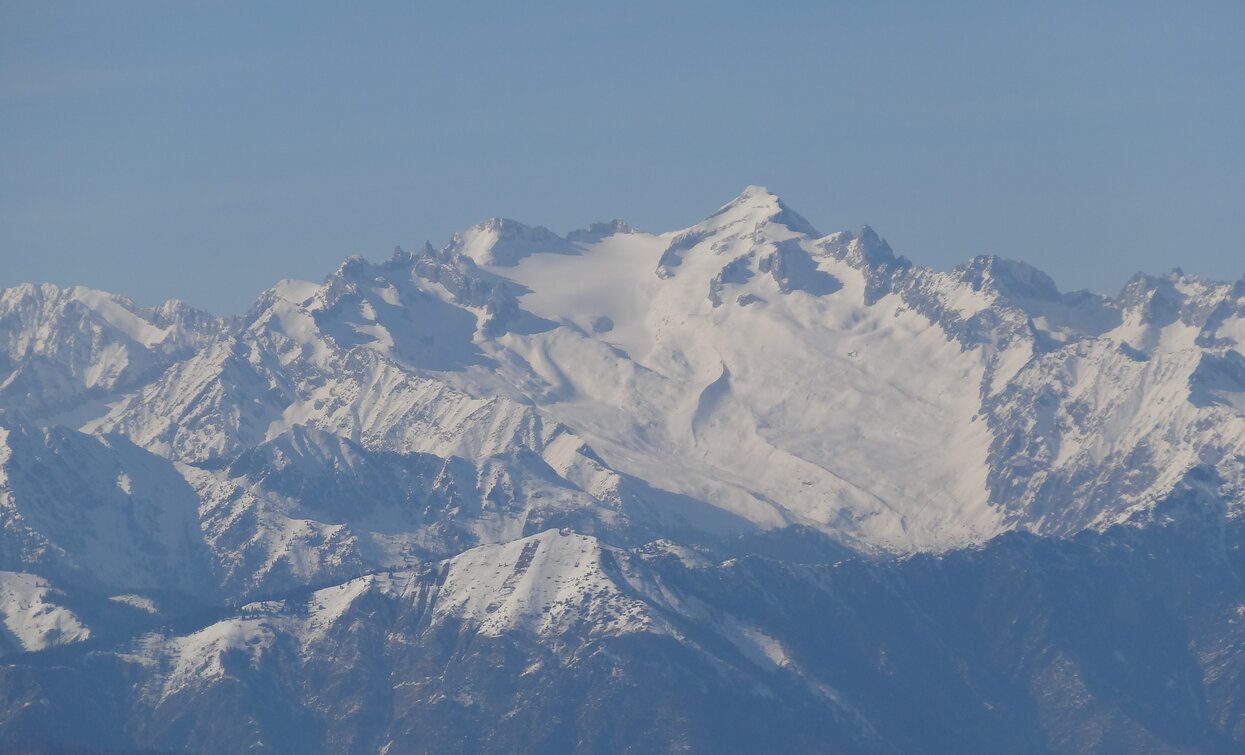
[0,188,1243,753]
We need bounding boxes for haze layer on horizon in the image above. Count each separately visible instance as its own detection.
[2,0,1242,313]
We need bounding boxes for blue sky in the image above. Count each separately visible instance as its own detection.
[2,1,1242,313]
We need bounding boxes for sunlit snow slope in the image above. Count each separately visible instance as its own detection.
[176,185,1235,552]
[3,186,1245,753]
[5,187,1244,555]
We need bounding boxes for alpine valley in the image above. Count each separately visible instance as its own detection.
[2,187,1245,753]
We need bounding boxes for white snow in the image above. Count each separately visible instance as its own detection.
[1217,315,1245,349]
[70,287,172,348]
[470,188,1000,550]
[159,618,276,700]
[433,530,668,637]
[270,278,321,306]
[0,572,91,652]
[11,186,1239,558]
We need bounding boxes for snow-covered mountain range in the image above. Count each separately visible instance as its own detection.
[2,187,1244,753]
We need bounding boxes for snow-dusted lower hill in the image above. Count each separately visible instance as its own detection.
[0,571,90,653]
[1,187,1244,752]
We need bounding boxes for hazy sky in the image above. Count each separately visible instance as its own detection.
[2,1,1242,313]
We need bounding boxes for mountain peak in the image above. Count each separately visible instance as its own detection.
[736,184,780,202]
[444,218,576,267]
[715,185,783,214]
[957,255,1061,302]
[653,187,819,279]
[566,219,636,244]
[703,185,819,237]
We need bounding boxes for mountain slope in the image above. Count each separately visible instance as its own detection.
[5,494,1245,753]
[66,187,1245,553]
[0,283,223,421]
[0,186,1242,752]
